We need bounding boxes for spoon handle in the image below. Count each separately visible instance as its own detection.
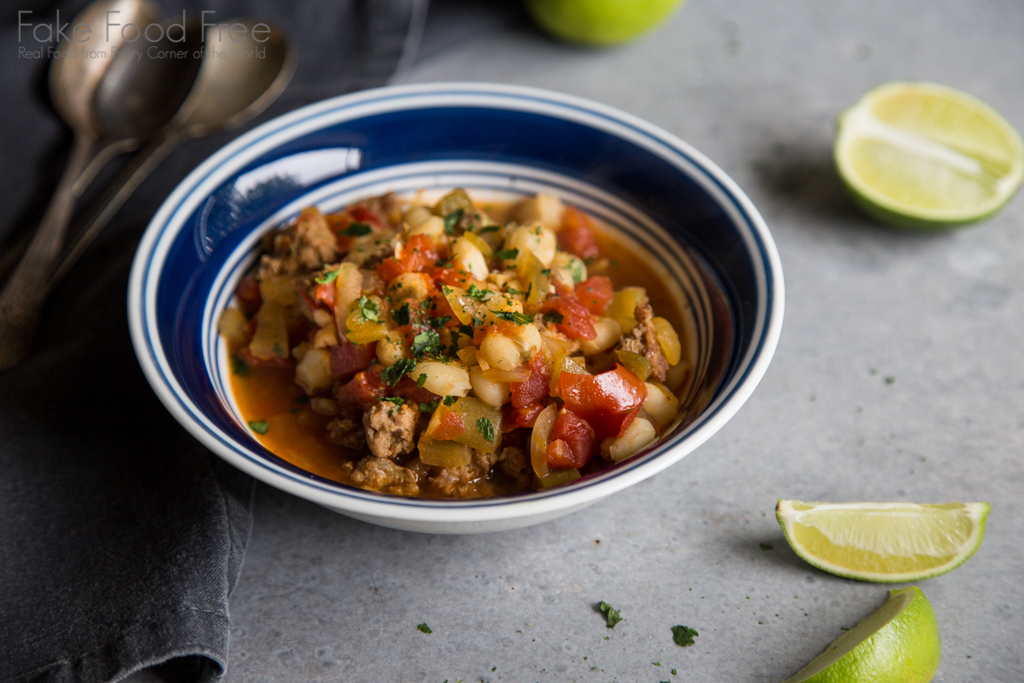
[0,137,99,370]
[47,131,184,292]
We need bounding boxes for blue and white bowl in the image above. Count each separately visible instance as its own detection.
[128,82,784,534]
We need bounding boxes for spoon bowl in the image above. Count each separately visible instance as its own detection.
[0,0,204,370]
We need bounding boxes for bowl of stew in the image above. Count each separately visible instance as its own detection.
[128,82,784,533]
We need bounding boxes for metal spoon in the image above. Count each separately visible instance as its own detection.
[0,0,202,369]
[48,20,295,290]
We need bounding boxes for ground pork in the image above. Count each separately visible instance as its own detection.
[497,446,530,487]
[619,302,669,382]
[348,456,419,497]
[363,402,417,460]
[429,449,499,498]
[254,208,338,279]
[327,417,366,451]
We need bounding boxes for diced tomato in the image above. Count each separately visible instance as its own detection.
[546,409,596,469]
[336,364,386,413]
[558,206,600,259]
[431,406,465,441]
[237,345,293,371]
[503,403,545,430]
[431,266,477,291]
[329,341,378,381]
[377,234,441,284]
[558,364,648,439]
[403,234,439,273]
[395,375,438,404]
[574,276,613,315]
[347,204,388,229]
[539,295,597,340]
[376,257,405,284]
[236,277,262,315]
[510,353,552,408]
[314,282,336,309]
[617,403,643,438]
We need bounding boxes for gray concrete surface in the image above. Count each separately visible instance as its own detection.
[224,1,1024,681]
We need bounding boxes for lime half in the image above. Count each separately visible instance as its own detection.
[834,81,1023,228]
[776,500,989,582]
[783,587,940,683]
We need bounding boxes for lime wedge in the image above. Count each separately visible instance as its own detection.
[783,587,940,683]
[834,81,1023,228]
[776,500,989,582]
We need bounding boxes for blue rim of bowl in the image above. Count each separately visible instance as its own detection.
[128,82,785,524]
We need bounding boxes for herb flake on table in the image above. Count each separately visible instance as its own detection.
[671,624,699,647]
[416,622,432,634]
[597,601,623,628]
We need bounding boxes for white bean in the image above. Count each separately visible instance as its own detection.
[404,205,433,228]
[579,317,622,356]
[505,225,557,266]
[479,332,522,371]
[414,361,471,397]
[387,272,432,302]
[512,193,564,230]
[602,417,657,462]
[452,237,489,281]
[376,331,405,367]
[469,367,510,408]
[643,382,680,426]
[407,214,445,239]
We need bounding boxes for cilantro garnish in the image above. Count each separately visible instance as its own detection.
[429,315,452,328]
[443,208,464,234]
[314,269,339,285]
[272,342,286,358]
[380,396,406,414]
[417,623,432,634]
[458,324,474,337]
[338,221,372,236]
[598,602,623,629]
[393,302,411,326]
[412,328,441,358]
[544,311,564,325]
[434,257,453,268]
[476,417,495,443]
[540,268,551,276]
[381,358,416,386]
[248,420,269,435]
[356,296,379,322]
[442,395,457,407]
[494,310,534,325]
[230,354,249,377]
[419,400,439,413]
[416,373,428,388]
[494,248,519,260]
[671,625,699,647]
[466,284,492,302]
[478,225,500,234]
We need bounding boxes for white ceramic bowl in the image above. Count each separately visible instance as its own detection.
[128,82,784,533]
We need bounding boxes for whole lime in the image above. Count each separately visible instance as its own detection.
[525,0,685,46]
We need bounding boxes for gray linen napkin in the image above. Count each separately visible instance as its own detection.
[0,2,427,681]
